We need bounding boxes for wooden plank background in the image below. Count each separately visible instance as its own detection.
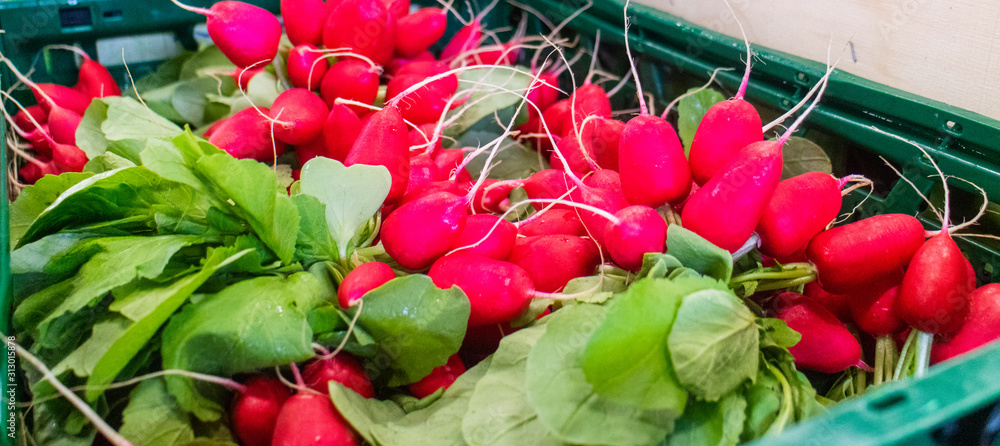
[635,0,1000,122]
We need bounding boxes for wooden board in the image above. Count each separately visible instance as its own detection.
[636,0,1000,122]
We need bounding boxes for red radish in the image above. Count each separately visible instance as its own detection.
[397,180,461,207]
[209,107,289,162]
[394,8,448,58]
[233,67,263,91]
[271,392,359,446]
[381,191,468,270]
[386,51,436,76]
[604,205,667,271]
[46,105,83,145]
[303,354,375,398]
[686,7,763,186]
[32,83,91,115]
[449,214,517,260]
[506,235,600,293]
[323,103,364,162]
[582,169,624,197]
[851,285,906,337]
[406,153,439,193]
[549,135,595,175]
[522,169,572,211]
[932,284,1000,364]
[530,99,572,153]
[409,123,442,156]
[526,72,561,114]
[43,46,123,99]
[434,148,473,182]
[13,105,47,130]
[802,281,852,322]
[320,59,381,115]
[566,84,611,130]
[337,262,396,308]
[517,208,586,237]
[20,159,60,184]
[465,44,520,66]
[756,172,842,258]
[323,0,397,66]
[172,0,281,68]
[344,106,410,205]
[287,45,329,90]
[440,19,483,62]
[295,138,328,166]
[807,214,925,294]
[773,292,862,373]
[429,252,536,326]
[409,354,465,398]
[282,0,329,46]
[380,0,409,19]
[386,61,457,125]
[52,143,88,172]
[230,376,291,446]
[467,179,515,213]
[270,88,330,145]
[585,118,624,171]
[896,231,972,335]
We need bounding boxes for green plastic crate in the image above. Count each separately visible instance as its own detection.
[4,0,1000,444]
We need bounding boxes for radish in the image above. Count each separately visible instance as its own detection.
[896,231,972,336]
[32,83,92,116]
[323,103,364,162]
[395,8,448,59]
[337,262,396,308]
[230,376,291,446]
[449,214,517,260]
[585,117,624,171]
[806,214,925,294]
[52,143,89,173]
[440,19,483,63]
[270,88,330,145]
[397,180,461,208]
[686,5,763,186]
[756,172,842,258]
[282,0,329,46]
[172,0,281,68]
[408,354,466,398]
[303,354,375,398]
[287,45,329,90]
[386,51,436,76]
[344,106,411,205]
[48,45,121,98]
[233,67,263,92]
[13,105,47,130]
[380,0,409,19]
[802,281,852,322]
[932,284,1000,364]
[209,107,289,162]
[617,111,690,206]
[409,123,442,156]
[467,179,515,214]
[549,133,596,175]
[851,285,905,337]
[522,169,572,211]
[506,235,600,293]
[773,292,862,373]
[434,148,473,183]
[429,252,537,326]
[381,191,468,270]
[46,105,83,145]
[682,66,831,252]
[295,139,328,166]
[531,99,571,153]
[603,205,667,271]
[320,59,381,115]
[406,153,439,193]
[271,392,359,446]
[517,208,586,237]
[582,169,624,198]
[323,0,397,66]
[385,61,457,125]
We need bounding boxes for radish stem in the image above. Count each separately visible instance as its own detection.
[914,331,933,377]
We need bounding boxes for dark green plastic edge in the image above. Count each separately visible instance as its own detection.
[0,67,13,446]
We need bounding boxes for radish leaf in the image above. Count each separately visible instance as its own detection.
[664,391,746,446]
[678,87,726,154]
[120,378,196,446]
[666,225,734,282]
[781,137,832,180]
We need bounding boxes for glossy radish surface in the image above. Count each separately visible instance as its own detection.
[774,292,861,373]
[381,191,468,270]
[338,262,396,308]
[896,232,973,335]
[757,172,842,258]
[271,393,359,446]
[429,252,535,326]
[303,354,375,398]
[231,376,291,446]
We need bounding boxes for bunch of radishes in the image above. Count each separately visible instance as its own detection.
[3,46,121,184]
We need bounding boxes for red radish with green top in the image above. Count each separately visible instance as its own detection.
[449,214,517,260]
[803,281,852,322]
[208,107,288,162]
[271,392,359,446]
[287,45,328,90]
[230,376,291,446]
[172,0,281,67]
[506,235,601,293]
[322,103,364,162]
[774,292,862,373]
[429,252,538,326]
[282,0,329,46]
[270,88,330,145]
[303,354,375,398]
[604,205,667,271]
[932,284,1000,364]
[32,83,91,116]
[517,208,586,237]
[381,191,468,270]
[757,172,843,259]
[321,59,381,115]
[337,262,396,308]
[896,231,973,336]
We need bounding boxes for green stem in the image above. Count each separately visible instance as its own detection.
[884,338,898,383]
[873,336,887,386]
[765,361,794,436]
[893,330,919,380]
[854,367,867,395]
[752,275,817,293]
[730,267,813,284]
[354,244,386,259]
[914,331,934,378]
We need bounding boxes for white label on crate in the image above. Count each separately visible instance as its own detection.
[95,32,183,67]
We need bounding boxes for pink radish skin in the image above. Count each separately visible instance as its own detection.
[344,106,411,205]
[233,67,263,92]
[807,214,925,294]
[569,186,630,249]
[429,252,535,327]
[517,209,586,237]
[282,0,329,46]
[932,284,1000,364]
[434,149,473,182]
[208,107,289,162]
[270,88,330,145]
[323,0,397,66]
[586,118,624,171]
[688,99,763,185]
[271,393,359,446]
[321,59,381,115]
[230,376,291,446]
[386,51,436,76]
[382,191,468,270]
[337,262,396,308]
[323,103,364,162]
[583,169,624,198]
[774,292,862,373]
[380,0,409,19]
[681,140,783,252]
[409,123,442,155]
[507,235,601,293]
[303,354,375,398]
[386,62,457,125]
[395,8,448,59]
[52,143,88,172]
[851,285,905,337]
[294,139,328,166]
[76,58,121,98]
[409,354,465,398]
[287,45,329,90]
[406,153,439,194]
[526,72,562,115]
[757,172,842,258]
[450,214,517,260]
[33,83,91,115]
[896,232,973,335]
[522,169,573,211]
[466,179,515,214]
[47,105,82,145]
[397,180,461,208]
[604,205,667,271]
[440,20,483,62]
[533,99,572,154]
[19,161,60,184]
[566,84,612,131]
[550,135,595,175]
[802,281,852,323]
[13,105,47,129]
[618,114,691,207]
[177,1,282,68]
